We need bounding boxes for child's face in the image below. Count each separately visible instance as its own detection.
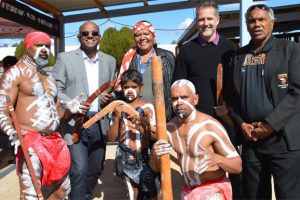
[122,80,142,102]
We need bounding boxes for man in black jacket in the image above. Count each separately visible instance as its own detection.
[172,2,241,198]
[225,4,300,199]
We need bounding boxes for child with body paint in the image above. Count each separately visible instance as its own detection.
[0,32,89,199]
[107,69,160,200]
[149,79,242,200]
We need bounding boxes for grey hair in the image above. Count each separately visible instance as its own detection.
[171,79,196,95]
[245,4,275,21]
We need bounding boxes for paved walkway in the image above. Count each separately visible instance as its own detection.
[0,144,183,200]
[0,143,276,199]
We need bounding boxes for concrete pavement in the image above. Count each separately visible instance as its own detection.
[0,143,183,200]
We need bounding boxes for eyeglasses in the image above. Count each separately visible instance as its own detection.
[247,4,270,12]
[80,30,99,37]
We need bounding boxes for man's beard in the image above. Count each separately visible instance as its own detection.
[35,57,49,68]
[33,46,49,69]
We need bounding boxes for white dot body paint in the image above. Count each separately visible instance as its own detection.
[124,88,137,101]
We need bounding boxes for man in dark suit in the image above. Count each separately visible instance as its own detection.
[224,4,300,199]
[52,21,116,200]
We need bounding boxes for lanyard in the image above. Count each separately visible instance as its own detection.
[137,48,155,77]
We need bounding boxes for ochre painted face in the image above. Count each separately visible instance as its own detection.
[246,7,274,42]
[27,42,50,66]
[122,80,142,102]
[134,30,155,54]
[171,85,198,119]
[197,7,219,41]
[78,22,100,51]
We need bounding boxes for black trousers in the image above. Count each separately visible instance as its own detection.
[68,113,106,200]
[242,143,300,199]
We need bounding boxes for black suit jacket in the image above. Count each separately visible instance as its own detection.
[225,36,300,150]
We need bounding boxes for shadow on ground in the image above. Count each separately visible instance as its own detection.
[92,159,127,199]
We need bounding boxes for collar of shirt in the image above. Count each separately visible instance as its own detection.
[81,50,99,64]
[249,35,274,55]
[198,33,220,46]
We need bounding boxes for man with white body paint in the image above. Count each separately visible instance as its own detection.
[107,69,160,200]
[149,79,242,200]
[0,31,88,199]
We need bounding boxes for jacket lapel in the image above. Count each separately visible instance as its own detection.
[97,51,104,86]
[76,49,89,97]
[263,38,277,97]
[234,54,246,95]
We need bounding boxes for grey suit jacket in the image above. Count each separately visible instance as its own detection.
[52,48,116,145]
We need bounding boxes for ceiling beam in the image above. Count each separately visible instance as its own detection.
[22,0,62,16]
[90,0,108,16]
[142,0,148,6]
[64,0,239,23]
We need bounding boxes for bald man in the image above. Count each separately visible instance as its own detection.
[0,32,86,199]
[149,79,242,200]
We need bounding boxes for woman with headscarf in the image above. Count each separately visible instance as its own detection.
[117,20,175,121]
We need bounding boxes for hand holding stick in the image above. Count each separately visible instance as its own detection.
[72,80,115,143]
[83,100,139,129]
[215,63,234,127]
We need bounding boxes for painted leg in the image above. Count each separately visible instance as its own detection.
[18,148,42,200]
[47,175,71,200]
[124,176,139,200]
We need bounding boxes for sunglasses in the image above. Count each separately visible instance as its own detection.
[80,30,99,37]
[247,4,270,12]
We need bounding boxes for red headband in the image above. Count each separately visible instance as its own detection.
[133,21,155,36]
[24,31,51,50]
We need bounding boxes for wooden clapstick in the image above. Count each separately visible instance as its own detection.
[83,100,139,129]
[151,55,173,200]
[6,96,44,200]
[216,63,234,127]
[216,63,223,105]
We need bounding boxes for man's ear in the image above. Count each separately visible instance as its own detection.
[194,94,199,106]
[140,84,144,91]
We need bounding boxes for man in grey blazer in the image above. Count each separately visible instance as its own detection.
[52,21,116,200]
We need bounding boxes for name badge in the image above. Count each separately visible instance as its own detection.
[277,73,288,88]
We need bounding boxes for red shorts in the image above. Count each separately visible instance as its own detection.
[16,131,71,186]
[182,176,232,200]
